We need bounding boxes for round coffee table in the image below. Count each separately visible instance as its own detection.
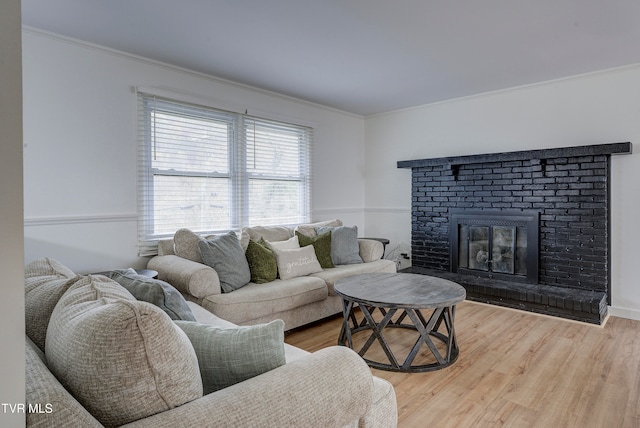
[334,272,466,372]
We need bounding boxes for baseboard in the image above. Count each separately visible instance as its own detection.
[607,305,640,322]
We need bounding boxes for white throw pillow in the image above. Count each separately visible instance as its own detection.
[273,245,323,280]
[266,235,300,251]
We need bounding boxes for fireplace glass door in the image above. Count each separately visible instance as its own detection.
[459,225,525,275]
[490,226,516,274]
[451,210,538,283]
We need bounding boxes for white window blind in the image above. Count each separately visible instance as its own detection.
[137,92,312,255]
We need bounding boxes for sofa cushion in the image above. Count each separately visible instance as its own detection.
[273,245,323,280]
[45,275,202,427]
[243,225,293,243]
[200,276,328,325]
[296,230,334,269]
[174,228,205,263]
[311,259,398,295]
[317,225,363,265]
[199,231,251,293]
[106,268,196,321]
[294,219,343,238]
[245,238,278,284]
[24,258,82,351]
[175,319,286,393]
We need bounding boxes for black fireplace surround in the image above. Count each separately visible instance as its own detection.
[398,142,632,324]
[450,210,539,284]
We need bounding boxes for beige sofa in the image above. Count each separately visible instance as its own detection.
[25,258,398,427]
[148,220,397,330]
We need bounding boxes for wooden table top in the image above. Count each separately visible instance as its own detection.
[334,272,466,309]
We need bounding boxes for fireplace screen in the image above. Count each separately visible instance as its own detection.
[458,225,527,275]
[451,211,538,283]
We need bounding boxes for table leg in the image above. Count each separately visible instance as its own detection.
[360,306,399,367]
[338,299,355,347]
[406,307,446,366]
[338,301,460,372]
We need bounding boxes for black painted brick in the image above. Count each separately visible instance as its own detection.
[408,147,615,322]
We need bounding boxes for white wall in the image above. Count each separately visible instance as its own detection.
[0,0,25,426]
[22,29,367,273]
[364,65,640,319]
[24,28,640,320]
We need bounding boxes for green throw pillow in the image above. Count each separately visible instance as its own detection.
[174,319,286,394]
[296,230,334,269]
[245,239,278,283]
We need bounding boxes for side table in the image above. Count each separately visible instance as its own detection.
[134,269,159,279]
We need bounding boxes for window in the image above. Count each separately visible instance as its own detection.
[137,92,312,255]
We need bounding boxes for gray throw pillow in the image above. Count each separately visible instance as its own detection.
[198,231,251,293]
[175,319,286,394]
[107,269,196,321]
[317,225,363,265]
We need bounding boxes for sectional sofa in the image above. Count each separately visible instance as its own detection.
[25,257,398,427]
[148,220,397,329]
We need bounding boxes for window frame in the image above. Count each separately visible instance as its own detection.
[137,92,312,255]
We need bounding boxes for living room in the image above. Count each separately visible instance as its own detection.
[4,1,640,427]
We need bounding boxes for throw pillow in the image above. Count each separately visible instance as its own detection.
[175,319,286,394]
[45,275,202,427]
[317,225,363,265]
[245,239,278,284]
[273,245,323,280]
[296,230,334,269]
[106,268,196,321]
[266,235,300,251]
[199,231,251,293]
[24,257,83,351]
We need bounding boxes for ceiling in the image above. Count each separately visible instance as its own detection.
[21,0,640,116]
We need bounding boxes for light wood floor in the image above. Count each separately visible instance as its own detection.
[285,301,640,428]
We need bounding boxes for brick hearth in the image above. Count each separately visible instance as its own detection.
[398,142,632,324]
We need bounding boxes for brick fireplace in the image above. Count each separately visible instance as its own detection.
[397,142,632,324]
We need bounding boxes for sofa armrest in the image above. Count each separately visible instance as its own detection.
[120,346,376,428]
[148,255,221,298]
[359,239,384,263]
[26,336,104,428]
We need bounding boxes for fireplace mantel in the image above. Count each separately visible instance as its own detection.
[397,142,632,324]
[397,142,631,170]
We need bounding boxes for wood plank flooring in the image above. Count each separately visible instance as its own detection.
[285,301,640,428]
